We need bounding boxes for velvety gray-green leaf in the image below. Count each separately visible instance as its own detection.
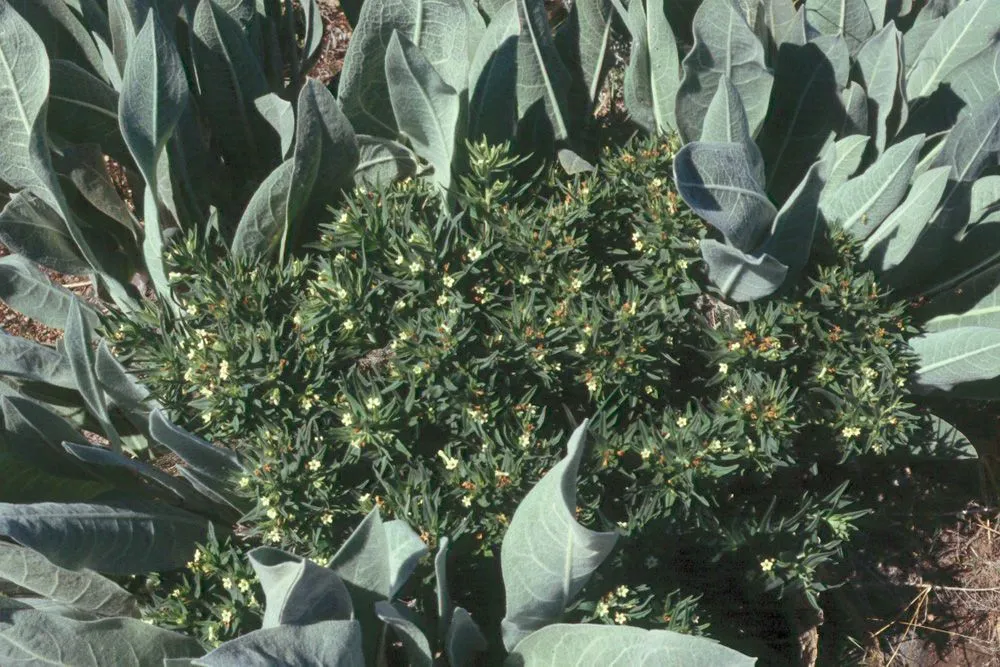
[700,238,788,301]
[7,0,107,82]
[969,176,1000,227]
[819,135,869,202]
[375,601,433,667]
[48,60,129,161]
[861,165,950,271]
[0,255,98,331]
[0,192,88,275]
[856,23,903,152]
[2,394,94,481]
[944,43,1000,119]
[754,0,805,62]
[911,326,1000,391]
[556,0,614,109]
[194,621,364,667]
[231,158,295,259]
[673,141,776,252]
[905,0,1000,100]
[505,623,756,666]
[924,263,1000,333]
[55,144,139,235]
[354,135,419,188]
[0,333,76,389]
[384,519,427,599]
[757,36,849,204]
[148,408,242,481]
[338,0,479,137]
[0,542,138,618]
[500,420,618,650]
[249,547,353,628]
[804,0,874,55]
[761,159,827,278]
[515,0,572,140]
[931,95,1000,184]
[675,0,773,142]
[700,76,756,165]
[95,340,155,415]
[0,610,203,665]
[254,92,295,159]
[65,299,119,451]
[468,0,518,144]
[330,508,390,598]
[386,30,460,193]
[62,441,195,505]
[119,11,189,301]
[447,606,487,667]
[192,0,270,173]
[824,133,924,239]
[839,80,869,137]
[0,499,211,574]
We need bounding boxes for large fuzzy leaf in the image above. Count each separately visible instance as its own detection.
[192,0,270,174]
[384,519,428,599]
[924,264,1000,333]
[6,0,106,81]
[0,499,211,574]
[931,94,1000,184]
[515,0,572,140]
[839,79,869,137]
[945,43,1000,119]
[354,135,419,188]
[230,158,295,258]
[338,0,479,137]
[0,255,98,331]
[0,3,66,215]
[505,623,755,666]
[804,0,874,55]
[500,420,618,650]
[2,395,93,481]
[0,611,203,664]
[819,135,869,200]
[761,159,827,279]
[254,93,295,159]
[118,11,189,302]
[329,509,390,598]
[615,0,681,135]
[700,75,757,164]
[969,176,1000,227]
[468,1,518,144]
[48,60,129,162]
[447,606,487,666]
[0,542,138,618]
[249,547,353,628]
[905,0,1000,101]
[675,0,773,143]
[673,142,776,252]
[374,601,433,667]
[855,23,903,152]
[911,326,1000,391]
[823,134,924,239]
[148,408,242,481]
[385,31,460,193]
[0,333,75,389]
[55,144,139,236]
[95,340,155,415]
[754,0,806,63]
[757,36,850,204]
[555,0,614,111]
[65,299,120,451]
[861,165,950,271]
[0,193,88,275]
[194,621,364,667]
[699,239,788,302]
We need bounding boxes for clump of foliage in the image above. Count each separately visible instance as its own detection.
[107,138,943,655]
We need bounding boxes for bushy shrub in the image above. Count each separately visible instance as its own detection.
[104,136,948,654]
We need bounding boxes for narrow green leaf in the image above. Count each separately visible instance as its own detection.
[500,420,617,650]
[675,0,773,142]
[0,255,99,331]
[0,499,211,574]
[386,31,460,193]
[0,611,203,664]
[248,547,353,628]
[700,238,788,302]
[505,623,755,666]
